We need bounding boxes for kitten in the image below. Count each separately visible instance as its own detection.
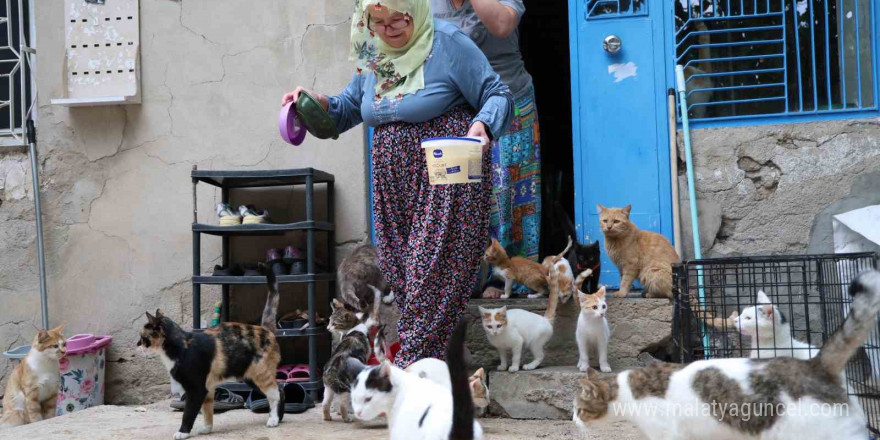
[734,290,818,360]
[350,321,483,440]
[322,285,382,422]
[373,330,489,417]
[338,242,395,311]
[576,285,612,373]
[572,270,880,440]
[598,204,680,298]
[478,283,559,372]
[0,325,66,427]
[543,237,576,303]
[484,238,549,299]
[137,266,282,439]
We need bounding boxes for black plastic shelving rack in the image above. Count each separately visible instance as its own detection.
[190,167,335,397]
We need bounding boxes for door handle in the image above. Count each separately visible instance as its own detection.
[603,35,622,54]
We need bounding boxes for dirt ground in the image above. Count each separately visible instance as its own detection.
[0,400,647,440]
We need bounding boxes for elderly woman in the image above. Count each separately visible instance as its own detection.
[283,0,513,368]
[433,0,540,295]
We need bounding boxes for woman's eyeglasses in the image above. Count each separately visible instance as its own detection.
[367,14,411,33]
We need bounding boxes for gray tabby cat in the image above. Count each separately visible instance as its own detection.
[573,270,880,440]
[338,242,394,310]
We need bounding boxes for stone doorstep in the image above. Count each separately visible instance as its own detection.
[465,296,674,371]
[486,366,617,420]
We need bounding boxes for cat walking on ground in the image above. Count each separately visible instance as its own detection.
[598,204,680,298]
[1,325,67,427]
[137,265,283,439]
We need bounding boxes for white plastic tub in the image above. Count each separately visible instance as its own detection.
[421,137,484,185]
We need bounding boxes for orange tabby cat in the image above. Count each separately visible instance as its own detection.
[1,325,66,427]
[484,238,549,299]
[598,204,680,298]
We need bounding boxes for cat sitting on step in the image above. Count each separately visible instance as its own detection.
[1,325,67,427]
[575,277,612,373]
[598,204,680,298]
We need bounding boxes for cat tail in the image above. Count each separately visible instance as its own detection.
[544,266,561,325]
[373,324,388,363]
[259,263,280,332]
[573,268,594,293]
[555,236,573,260]
[448,320,475,440]
[816,270,880,376]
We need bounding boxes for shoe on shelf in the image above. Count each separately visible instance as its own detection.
[239,205,270,225]
[216,203,242,226]
[289,260,307,275]
[213,264,244,277]
[241,264,262,277]
[266,248,283,265]
[283,246,304,264]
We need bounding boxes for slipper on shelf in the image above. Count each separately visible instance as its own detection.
[281,382,314,414]
[276,364,311,383]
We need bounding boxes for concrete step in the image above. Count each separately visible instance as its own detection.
[464,296,673,371]
[485,366,617,419]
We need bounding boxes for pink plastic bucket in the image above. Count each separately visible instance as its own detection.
[57,334,112,415]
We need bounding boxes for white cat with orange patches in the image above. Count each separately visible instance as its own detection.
[1,325,67,427]
[576,280,611,373]
[479,283,559,372]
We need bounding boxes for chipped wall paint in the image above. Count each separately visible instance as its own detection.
[608,61,637,83]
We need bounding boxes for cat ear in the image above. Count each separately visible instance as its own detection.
[595,286,607,298]
[578,291,589,305]
[596,204,607,212]
[145,311,157,324]
[473,367,485,379]
[622,205,632,216]
[498,306,508,314]
[155,308,164,317]
[586,368,600,380]
[756,290,772,305]
[332,298,344,310]
[379,361,392,379]
[37,329,50,342]
[51,323,66,334]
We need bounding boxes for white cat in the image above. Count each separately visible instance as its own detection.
[351,322,482,440]
[734,290,819,360]
[478,283,558,372]
[576,282,612,373]
[572,270,880,440]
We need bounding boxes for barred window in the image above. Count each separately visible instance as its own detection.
[675,0,877,121]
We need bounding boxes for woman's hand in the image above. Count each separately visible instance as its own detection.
[467,121,491,152]
[281,86,329,111]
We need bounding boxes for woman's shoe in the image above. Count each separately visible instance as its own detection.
[216,203,242,226]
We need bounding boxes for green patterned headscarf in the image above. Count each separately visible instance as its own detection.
[350,0,434,98]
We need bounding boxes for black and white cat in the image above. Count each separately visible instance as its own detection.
[573,270,880,440]
[734,290,818,359]
[350,321,482,440]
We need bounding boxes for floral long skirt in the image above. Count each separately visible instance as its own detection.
[372,106,491,369]
[489,88,542,262]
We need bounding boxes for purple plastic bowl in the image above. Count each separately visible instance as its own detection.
[279,101,307,146]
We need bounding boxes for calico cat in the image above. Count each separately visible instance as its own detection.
[0,325,66,427]
[576,284,612,373]
[137,266,282,439]
[484,238,549,299]
[479,281,560,372]
[338,242,395,311]
[552,199,602,293]
[322,286,382,422]
[350,321,483,440]
[598,204,680,298]
[373,329,489,417]
[573,270,880,440]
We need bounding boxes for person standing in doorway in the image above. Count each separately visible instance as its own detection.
[432,0,540,297]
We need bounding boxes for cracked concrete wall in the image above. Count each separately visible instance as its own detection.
[677,118,880,259]
[1,0,365,404]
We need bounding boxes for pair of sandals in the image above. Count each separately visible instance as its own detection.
[170,380,313,415]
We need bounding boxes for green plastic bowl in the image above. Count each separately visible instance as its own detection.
[296,91,339,140]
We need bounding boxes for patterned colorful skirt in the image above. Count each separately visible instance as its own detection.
[489,87,542,262]
[371,106,491,369]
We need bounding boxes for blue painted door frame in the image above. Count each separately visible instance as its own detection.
[568,2,674,288]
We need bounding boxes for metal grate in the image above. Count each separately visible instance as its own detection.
[672,253,880,433]
[586,0,646,19]
[0,0,34,147]
[674,0,877,121]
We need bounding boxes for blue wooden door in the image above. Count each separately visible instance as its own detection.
[568,1,673,288]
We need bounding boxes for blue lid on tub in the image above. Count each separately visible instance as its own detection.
[421,137,482,143]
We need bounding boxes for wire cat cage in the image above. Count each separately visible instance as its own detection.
[672,252,880,432]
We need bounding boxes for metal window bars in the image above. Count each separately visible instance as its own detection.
[0,0,35,148]
[672,253,880,433]
[586,0,647,19]
[674,0,877,121]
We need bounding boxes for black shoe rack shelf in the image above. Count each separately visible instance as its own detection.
[190,167,335,398]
